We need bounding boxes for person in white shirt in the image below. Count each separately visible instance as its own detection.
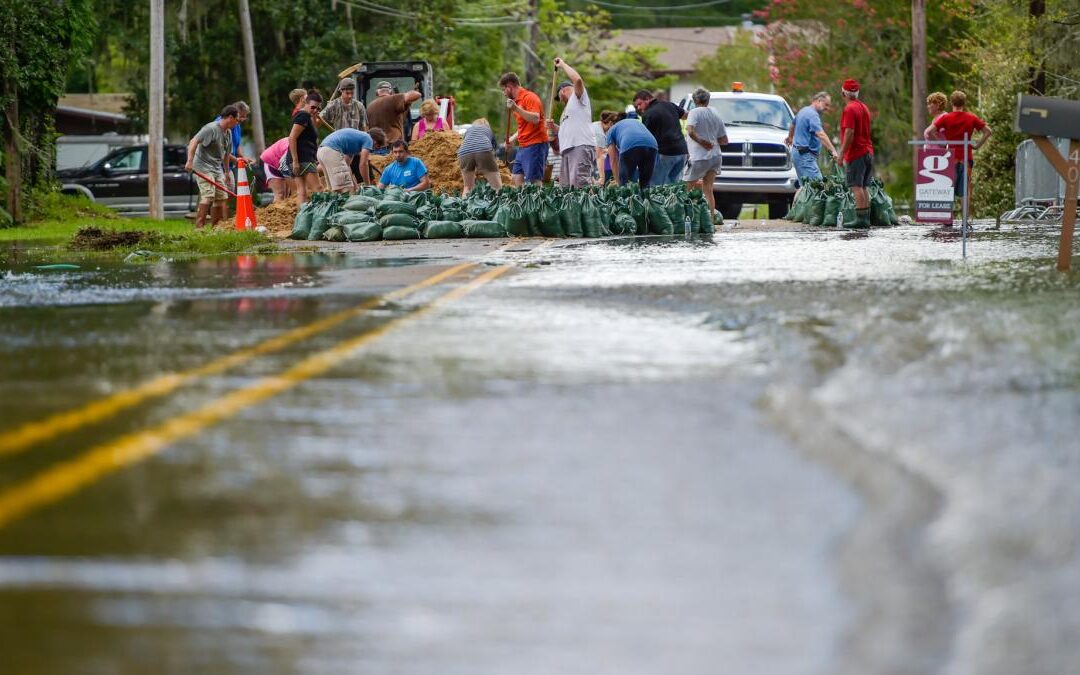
[545,57,596,188]
[684,88,729,214]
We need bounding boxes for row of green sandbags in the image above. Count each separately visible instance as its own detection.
[788,170,899,228]
[289,182,719,241]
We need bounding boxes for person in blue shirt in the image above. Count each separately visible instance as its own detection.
[784,92,839,182]
[377,140,431,192]
[318,127,387,191]
[604,114,658,188]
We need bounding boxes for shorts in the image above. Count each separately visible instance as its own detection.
[686,156,722,182]
[317,146,354,191]
[279,154,317,178]
[195,171,228,204]
[511,142,548,181]
[955,159,974,197]
[459,150,498,173]
[845,152,873,188]
[263,162,284,181]
[792,149,822,182]
[559,144,596,188]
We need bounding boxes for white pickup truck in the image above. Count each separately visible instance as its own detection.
[679,89,798,219]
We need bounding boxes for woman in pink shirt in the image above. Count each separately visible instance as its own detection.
[260,137,291,202]
[411,99,447,141]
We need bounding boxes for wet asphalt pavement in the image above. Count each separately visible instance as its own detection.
[1,226,1079,674]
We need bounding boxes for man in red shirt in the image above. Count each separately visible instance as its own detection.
[838,78,874,228]
[926,90,992,217]
[499,72,547,186]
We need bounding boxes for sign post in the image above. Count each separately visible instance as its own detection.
[1015,94,1080,272]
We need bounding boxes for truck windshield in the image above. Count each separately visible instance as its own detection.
[709,98,792,129]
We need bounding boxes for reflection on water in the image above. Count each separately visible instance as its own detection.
[0,228,1077,673]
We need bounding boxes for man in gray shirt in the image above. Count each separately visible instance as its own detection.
[684,89,728,215]
[185,105,238,228]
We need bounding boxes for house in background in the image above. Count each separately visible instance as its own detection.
[54,94,144,170]
[607,26,766,102]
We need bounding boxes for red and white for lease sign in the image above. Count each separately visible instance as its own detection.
[915,147,955,223]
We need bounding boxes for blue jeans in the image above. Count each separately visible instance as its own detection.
[651,153,687,186]
[792,149,822,182]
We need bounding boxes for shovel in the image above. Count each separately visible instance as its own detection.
[189,169,238,198]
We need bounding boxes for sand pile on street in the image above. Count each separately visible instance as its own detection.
[256,197,299,238]
[369,131,512,193]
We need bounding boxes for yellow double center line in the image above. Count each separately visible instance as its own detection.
[0,261,476,458]
[0,265,512,529]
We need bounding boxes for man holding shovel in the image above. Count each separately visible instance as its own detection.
[499,72,546,186]
[185,105,238,228]
[545,57,595,188]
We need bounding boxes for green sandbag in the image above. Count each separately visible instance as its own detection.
[504,202,530,237]
[379,213,417,229]
[525,194,542,237]
[345,221,382,242]
[307,199,335,241]
[559,194,584,238]
[664,195,686,232]
[334,210,375,226]
[382,186,405,201]
[822,192,841,227]
[441,206,465,222]
[630,195,649,235]
[322,225,347,242]
[344,195,379,212]
[290,201,315,239]
[465,199,495,221]
[696,201,713,233]
[839,192,858,228]
[375,200,417,218]
[494,207,515,238]
[461,220,507,238]
[423,221,465,239]
[581,194,609,238]
[647,201,674,235]
[788,188,811,222]
[807,193,828,227]
[613,211,637,236]
[383,225,421,240]
[538,198,564,237]
[870,187,893,227]
[416,203,441,222]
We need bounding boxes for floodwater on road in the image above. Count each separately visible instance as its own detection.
[0,227,1077,674]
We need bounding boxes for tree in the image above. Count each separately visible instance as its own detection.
[1,0,96,225]
[695,29,771,94]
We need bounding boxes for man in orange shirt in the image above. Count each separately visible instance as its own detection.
[499,72,547,186]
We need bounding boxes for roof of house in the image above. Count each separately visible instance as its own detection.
[57,94,132,116]
[607,26,762,74]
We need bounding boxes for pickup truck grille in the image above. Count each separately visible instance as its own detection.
[720,141,791,170]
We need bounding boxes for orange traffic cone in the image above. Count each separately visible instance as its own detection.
[234,158,257,231]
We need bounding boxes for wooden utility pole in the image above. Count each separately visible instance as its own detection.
[3,77,20,224]
[238,0,265,155]
[148,0,164,220]
[524,0,539,92]
[912,0,927,174]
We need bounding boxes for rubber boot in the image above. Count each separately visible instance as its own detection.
[855,207,871,229]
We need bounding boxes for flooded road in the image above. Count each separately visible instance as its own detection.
[0,228,1077,673]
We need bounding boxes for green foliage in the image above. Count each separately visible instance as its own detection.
[1,0,97,223]
[563,0,766,29]
[25,189,116,223]
[695,29,770,94]
[958,1,1080,217]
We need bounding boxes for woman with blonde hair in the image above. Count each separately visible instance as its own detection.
[411,99,447,141]
[457,118,502,194]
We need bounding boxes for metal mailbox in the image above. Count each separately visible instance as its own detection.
[1015,95,1080,139]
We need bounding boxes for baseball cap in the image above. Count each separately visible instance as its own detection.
[376,80,393,90]
[557,80,572,92]
[338,77,355,90]
[842,78,860,93]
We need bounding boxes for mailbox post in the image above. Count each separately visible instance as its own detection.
[1016,94,1080,272]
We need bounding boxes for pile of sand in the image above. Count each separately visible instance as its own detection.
[255,197,299,238]
[369,131,512,193]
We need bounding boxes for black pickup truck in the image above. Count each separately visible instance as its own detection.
[58,144,268,216]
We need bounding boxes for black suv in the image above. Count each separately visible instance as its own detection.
[58,144,267,216]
